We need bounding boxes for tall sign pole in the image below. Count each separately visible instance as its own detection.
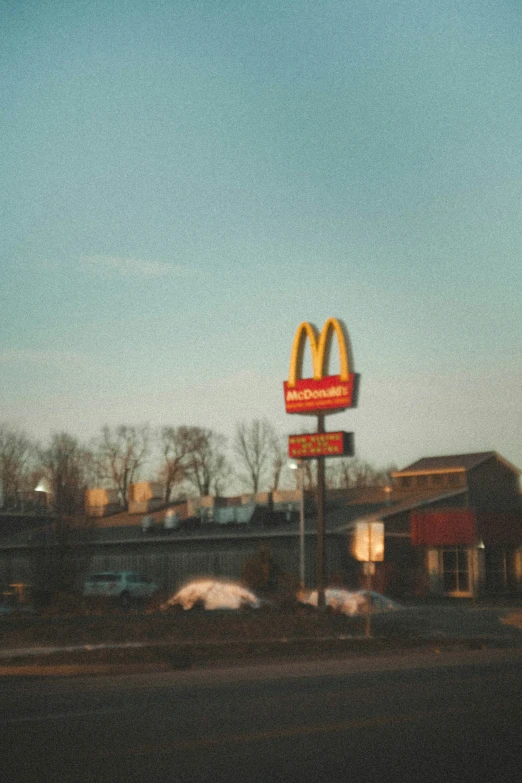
[316,413,326,607]
[283,318,359,609]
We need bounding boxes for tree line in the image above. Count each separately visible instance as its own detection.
[0,420,395,516]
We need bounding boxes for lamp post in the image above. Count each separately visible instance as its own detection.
[289,459,305,588]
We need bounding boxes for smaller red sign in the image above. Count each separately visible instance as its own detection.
[283,374,358,415]
[288,432,354,460]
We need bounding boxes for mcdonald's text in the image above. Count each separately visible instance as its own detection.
[284,373,357,414]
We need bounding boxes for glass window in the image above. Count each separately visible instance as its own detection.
[442,547,470,593]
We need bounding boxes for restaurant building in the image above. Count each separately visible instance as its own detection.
[0,452,521,601]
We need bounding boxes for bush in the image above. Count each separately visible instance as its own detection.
[39,591,84,616]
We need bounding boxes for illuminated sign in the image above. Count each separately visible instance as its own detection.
[283,318,359,415]
[350,522,385,562]
[288,432,354,460]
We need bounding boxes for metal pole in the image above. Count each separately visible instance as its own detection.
[298,460,305,588]
[365,524,372,638]
[316,413,326,608]
[365,566,372,638]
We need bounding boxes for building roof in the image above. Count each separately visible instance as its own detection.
[0,496,393,548]
[93,504,185,528]
[333,488,468,532]
[0,512,54,541]
[396,451,502,474]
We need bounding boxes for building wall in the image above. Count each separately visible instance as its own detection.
[0,532,350,596]
[392,470,467,497]
[128,482,163,503]
[467,458,520,510]
[384,493,468,536]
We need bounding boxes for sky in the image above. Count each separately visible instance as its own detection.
[2,0,522,482]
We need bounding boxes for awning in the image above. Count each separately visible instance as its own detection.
[410,509,476,546]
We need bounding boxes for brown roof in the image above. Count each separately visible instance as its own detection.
[397,451,497,474]
[94,502,188,528]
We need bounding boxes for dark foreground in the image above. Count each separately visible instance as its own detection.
[2,647,522,783]
[2,602,522,674]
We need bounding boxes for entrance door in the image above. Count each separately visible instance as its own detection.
[442,547,472,596]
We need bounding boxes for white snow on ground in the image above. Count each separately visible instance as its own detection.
[162,579,262,611]
[299,589,402,616]
[162,581,402,615]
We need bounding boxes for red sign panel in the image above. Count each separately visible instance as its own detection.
[288,432,354,460]
[410,510,476,546]
[283,374,358,415]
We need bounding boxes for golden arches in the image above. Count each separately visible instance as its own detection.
[288,317,351,387]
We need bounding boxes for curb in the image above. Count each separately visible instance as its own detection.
[0,662,171,677]
[1,634,517,677]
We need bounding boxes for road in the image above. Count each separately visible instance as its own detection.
[2,648,522,783]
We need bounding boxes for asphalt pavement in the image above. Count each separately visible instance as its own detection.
[3,647,522,783]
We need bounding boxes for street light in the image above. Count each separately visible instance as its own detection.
[288,459,305,588]
[35,478,52,511]
[35,478,51,494]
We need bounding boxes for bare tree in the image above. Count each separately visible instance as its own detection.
[32,432,94,600]
[96,424,150,507]
[0,424,34,509]
[38,432,92,517]
[158,426,192,502]
[302,459,317,490]
[234,419,279,494]
[327,458,395,489]
[182,427,230,496]
[207,452,231,497]
[269,430,286,492]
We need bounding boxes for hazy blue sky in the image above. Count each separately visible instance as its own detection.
[2,0,521,478]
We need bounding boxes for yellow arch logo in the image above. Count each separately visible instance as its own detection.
[287,317,351,387]
[284,317,357,415]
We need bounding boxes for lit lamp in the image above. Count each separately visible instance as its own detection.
[35,478,51,509]
[288,459,305,588]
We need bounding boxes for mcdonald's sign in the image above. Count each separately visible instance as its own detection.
[283,318,359,415]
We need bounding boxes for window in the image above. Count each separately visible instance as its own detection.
[90,573,121,583]
[431,474,444,486]
[400,476,412,489]
[442,547,470,594]
[417,475,428,488]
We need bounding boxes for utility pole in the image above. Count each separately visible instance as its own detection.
[316,413,326,608]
